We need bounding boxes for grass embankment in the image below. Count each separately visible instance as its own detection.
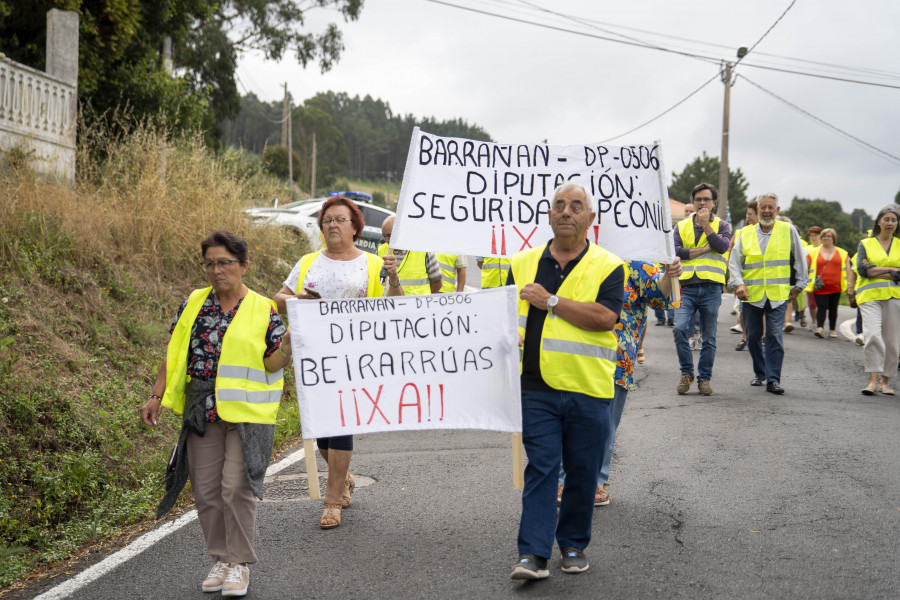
[0,122,310,591]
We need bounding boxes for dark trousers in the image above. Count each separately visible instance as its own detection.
[815,292,841,330]
[517,389,610,559]
[743,300,788,383]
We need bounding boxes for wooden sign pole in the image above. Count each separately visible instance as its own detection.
[303,438,321,499]
[512,433,524,490]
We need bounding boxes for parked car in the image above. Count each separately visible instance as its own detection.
[244,191,393,255]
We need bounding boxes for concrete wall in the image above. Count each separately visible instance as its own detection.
[0,9,78,181]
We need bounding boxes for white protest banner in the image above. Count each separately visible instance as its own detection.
[392,128,675,263]
[286,286,522,439]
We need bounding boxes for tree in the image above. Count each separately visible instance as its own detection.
[262,145,301,183]
[669,152,749,225]
[0,1,362,140]
[895,188,900,204]
[782,197,864,253]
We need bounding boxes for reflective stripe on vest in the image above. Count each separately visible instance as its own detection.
[511,243,622,399]
[677,216,727,284]
[295,249,385,298]
[435,253,458,293]
[855,237,900,304]
[394,251,432,295]
[162,287,284,424]
[740,221,792,303]
[806,246,848,293]
[481,257,511,288]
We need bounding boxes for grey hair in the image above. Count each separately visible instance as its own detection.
[552,181,592,203]
[757,192,779,205]
[872,204,900,238]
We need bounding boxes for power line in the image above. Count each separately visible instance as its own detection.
[735,0,797,65]
[428,0,900,89]
[735,62,900,90]
[741,75,900,166]
[598,73,720,143]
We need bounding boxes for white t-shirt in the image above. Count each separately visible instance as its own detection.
[283,253,369,299]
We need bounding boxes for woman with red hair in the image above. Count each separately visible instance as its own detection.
[275,195,404,528]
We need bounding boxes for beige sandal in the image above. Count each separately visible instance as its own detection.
[341,473,356,508]
[320,502,342,529]
[636,349,645,365]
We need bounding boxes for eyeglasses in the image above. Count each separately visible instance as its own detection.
[201,259,241,270]
[323,217,351,225]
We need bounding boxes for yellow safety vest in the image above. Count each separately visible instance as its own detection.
[391,250,432,295]
[511,243,623,399]
[740,221,792,303]
[295,249,385,298]
[855,237,900,304]
[163,287,283,424]
[377,243,389,258]
[481,257,511,288]
[677,216,728,284]
[435,253,460,293]
[806,246,848,293]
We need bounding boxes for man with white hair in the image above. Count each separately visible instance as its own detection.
[728,193,809,394]
[507,182,624,580]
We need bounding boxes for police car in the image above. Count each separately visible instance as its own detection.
[244,191,393,255]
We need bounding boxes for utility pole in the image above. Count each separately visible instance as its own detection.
[281,82,288,147]
[287,91,293,198]
[717,61,733,221]
[310,131,317,199]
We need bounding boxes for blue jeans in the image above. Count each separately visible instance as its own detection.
[743,300,788,383]
[558,384,628,486]
[518,389,610,558]
[673,282,722,380]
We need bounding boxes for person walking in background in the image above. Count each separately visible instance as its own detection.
[508,182,624,580]
[142,231,289,597]
[801,225,823,328]
[807,228,849,339]
[275,196,403,529]
[729,193,809,395]
[855,205,900,396]
[558,258,681,507]
[436,252,468,292]
[730,201,758,351]
[672,183,731,396]
[478,256,512,288]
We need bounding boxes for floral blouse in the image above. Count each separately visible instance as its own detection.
[169,289,286,422]
[614,261,679,390]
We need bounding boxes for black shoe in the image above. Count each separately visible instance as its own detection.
[750,377,765,386]
[666,318,674,326]
[511,554,549,580]
[736,339,747,351]
[766,382,785,395]
[560,548,589,574]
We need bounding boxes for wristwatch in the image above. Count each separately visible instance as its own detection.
[546,295,559,315]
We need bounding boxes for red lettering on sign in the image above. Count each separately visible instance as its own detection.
[501,224,507,255]
[363,386,390,425]
[513,226,537,251]
[338,390,345,427]
[398,383,422,424]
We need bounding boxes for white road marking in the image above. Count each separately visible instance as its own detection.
[32,446,306,600]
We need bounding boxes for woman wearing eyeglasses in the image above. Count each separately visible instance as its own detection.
[275,195,403,529]
[141,230,291,597]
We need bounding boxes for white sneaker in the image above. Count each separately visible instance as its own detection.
[222,564,250,597]
[855,335,864,346]
[201,561,228,592]
[730,324,743,333]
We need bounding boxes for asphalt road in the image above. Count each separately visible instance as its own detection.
[21,297,900,600]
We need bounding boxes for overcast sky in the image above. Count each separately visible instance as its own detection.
[237,0,900,218]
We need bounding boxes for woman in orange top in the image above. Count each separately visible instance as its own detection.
[807,228,850,338]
